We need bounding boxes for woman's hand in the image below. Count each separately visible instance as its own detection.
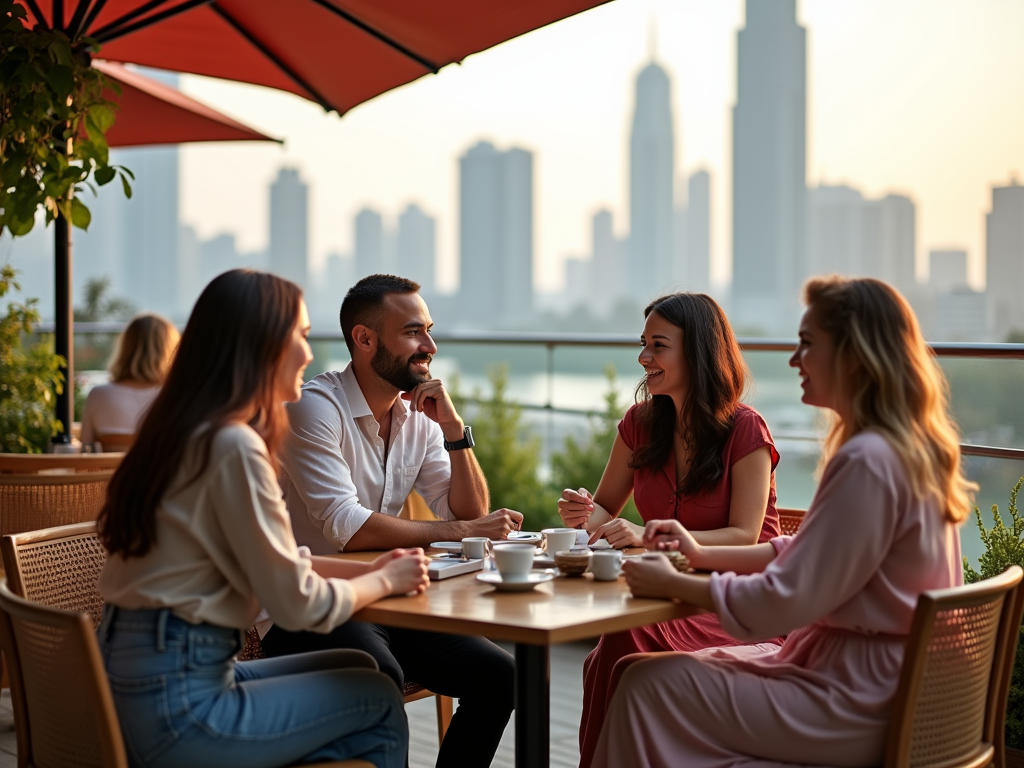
[622,555,680,599]
[590,518,645,549]
[379,549,429,595]
[558,487,595,529]
[643,520,703,562]
[369,549,408,573]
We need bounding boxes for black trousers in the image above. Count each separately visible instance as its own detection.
[262,621,514,768]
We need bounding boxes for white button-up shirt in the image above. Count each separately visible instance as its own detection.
[280,364,456,554]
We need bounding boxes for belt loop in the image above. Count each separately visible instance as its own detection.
[155,609,170,652]
[97,604,118,643]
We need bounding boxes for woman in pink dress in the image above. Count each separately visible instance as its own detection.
[595,276,973,768]
[556,292,782,768]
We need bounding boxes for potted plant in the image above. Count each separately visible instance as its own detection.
[964,476,1024,764]
[0,264,64,452]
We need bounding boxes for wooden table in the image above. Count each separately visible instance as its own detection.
[338,550,702,768]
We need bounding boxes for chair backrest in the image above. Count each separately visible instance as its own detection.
[776,507,805,536]
[93,434,135,453]
[0,471,115,539]
[1,522,107,627]
[0,579,128,768]
[0,453,124,473]
[885,565,1024,768]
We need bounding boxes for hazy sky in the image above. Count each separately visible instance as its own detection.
[175,0,1024,293]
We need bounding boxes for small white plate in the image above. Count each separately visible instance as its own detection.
[495,531,543,545]
[429,541,464,555]
[476,571,555,592]
[588,539,613,550]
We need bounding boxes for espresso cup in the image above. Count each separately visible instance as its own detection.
[542,527,577,554]
[461,537,493,560]
[493,543,535,582]
[590,550,623,581]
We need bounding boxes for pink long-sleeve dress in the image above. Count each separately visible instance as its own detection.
[578,403,782,768]
[592,431,963,768]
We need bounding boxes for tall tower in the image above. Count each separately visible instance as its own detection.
[862,194,916,293]
[354,208,384,279]
[629,53,675,302]
[397,204,436,297]
[269,168,309,290]
[731,0,806,332]
[986,180,1024,339]
[686,170,711,293]
[458,141,534,327]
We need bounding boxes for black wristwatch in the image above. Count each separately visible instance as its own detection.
[443,426,474,451]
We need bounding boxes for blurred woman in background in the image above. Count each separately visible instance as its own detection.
[80,313,179,451]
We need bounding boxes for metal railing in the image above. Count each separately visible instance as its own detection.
[41,324,1024,462]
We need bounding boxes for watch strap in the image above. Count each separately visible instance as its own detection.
[443,426,474,451]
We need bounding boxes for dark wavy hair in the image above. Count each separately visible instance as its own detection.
[98,269,303,558]
[339,274,420,354]
[631,293,748,497]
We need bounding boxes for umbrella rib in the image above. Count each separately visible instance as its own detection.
[79,0,109,38]
[21,0,49,28]
[67,0,95,39]
[93,0,208,42]
[308,0,439,73]
[211,4,340,114]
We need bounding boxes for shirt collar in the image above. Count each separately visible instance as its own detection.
[340,362,410,424]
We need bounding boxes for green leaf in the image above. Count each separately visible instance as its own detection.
[45,64,74,97]
[70,197,91,230]
[94,166,115,186]
[120,171,133,199]
[87,104,116,133]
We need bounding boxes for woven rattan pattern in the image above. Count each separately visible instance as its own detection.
[17,534,107,626]
[777,510,805,536]
[17,617,109,767]
[0,472,112,537]
[908,601,1002,767]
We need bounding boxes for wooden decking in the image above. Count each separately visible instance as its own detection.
[0,640,593,768]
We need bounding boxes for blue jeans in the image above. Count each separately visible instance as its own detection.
[98,606,408,768]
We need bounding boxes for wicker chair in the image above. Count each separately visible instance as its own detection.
[0,580,374,768]
[93,433,135,453]
[776,507,805,536]
[0,452,123,473]
[884,565,1024,768]
[0,471,115,540]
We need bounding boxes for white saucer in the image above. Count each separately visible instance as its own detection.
[588,539,613,550]
[476,571,554,592]
[495,531,543,545]
[430,541,463,555]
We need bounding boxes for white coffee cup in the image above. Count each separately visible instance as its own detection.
[461,537,493,560]
[542,527,577,554]
[493,543,535,582]
[590,550,623,581]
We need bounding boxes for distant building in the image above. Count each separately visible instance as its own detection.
[731,0,806,333]
[354,208,384,280]
[458,141,533,327]
[862,194,916,294]
[931,287,989,342]
[928,249,968,294]
[590,209,627,317]
[986,180,1024,340]
[396,204,436,297]
[685,170,712,294]
[806,185,865,277]
[269,167,309,290]
[629,58,675,302]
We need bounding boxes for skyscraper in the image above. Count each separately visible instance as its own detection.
[861,194,916,294]
[731,0,806,332]
[458,141,533,327]
[590,208,626,316]
[269,167,309,290]
[806,185,865,277]
[986,180,1024,339]
[686,170,711,294]
[629,58,675,302]
[354,208,384,279]
[397,204,436,297]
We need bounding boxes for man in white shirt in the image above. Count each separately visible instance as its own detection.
[263,274,518,768]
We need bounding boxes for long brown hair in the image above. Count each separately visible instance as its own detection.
[632,293,748,496]
[98,270,303,558]
[804,276,975,523]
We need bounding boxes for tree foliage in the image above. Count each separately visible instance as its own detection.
[0,264,64,452]
[0,0,132,237]
[964,476,1024,749]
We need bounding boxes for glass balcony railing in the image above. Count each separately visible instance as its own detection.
[53,323,1024,571]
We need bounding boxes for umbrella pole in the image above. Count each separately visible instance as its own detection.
[52,211,74,448]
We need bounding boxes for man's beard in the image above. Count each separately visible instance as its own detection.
[371,343,432,392]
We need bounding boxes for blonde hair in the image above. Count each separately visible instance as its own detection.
[108,314,180,386]
[803,276,975,523]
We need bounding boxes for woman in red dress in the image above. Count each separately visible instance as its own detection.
[557,292,782,768]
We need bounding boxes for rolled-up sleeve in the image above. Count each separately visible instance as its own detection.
[709,448,897,641]
[282,387,375,551]
[211,439,357,633]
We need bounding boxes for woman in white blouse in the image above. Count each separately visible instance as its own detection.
[97,270,427,768]
[80,313,179,451]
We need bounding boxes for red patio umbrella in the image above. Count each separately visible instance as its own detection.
[13,0,614,444]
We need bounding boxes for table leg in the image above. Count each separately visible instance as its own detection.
[514,642,550,768]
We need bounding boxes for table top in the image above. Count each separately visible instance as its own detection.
[338,549,703,646]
